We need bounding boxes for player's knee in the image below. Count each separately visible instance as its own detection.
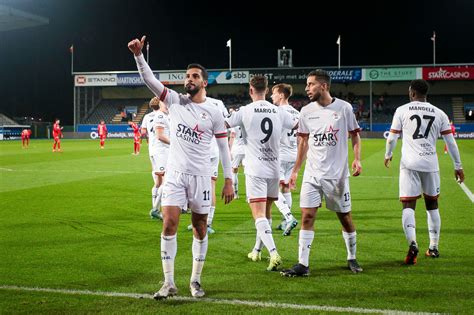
[402,200,416,210]
[424,198,438,210]
[301,210,316,226]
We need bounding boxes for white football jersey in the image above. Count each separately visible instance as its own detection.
[390,101,451,172]
[298,98,360,180]
[157,88,228,176]
[207,97,230,159]
[279,104,300,162]
[142,110,170,156]
[230,126,246,156]
[227,100,295,179]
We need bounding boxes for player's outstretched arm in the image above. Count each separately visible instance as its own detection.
[128,36,178,108]
[442,133,464,183]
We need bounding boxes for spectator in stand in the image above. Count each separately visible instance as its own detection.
[120,108,127,122]
[375,95,385,112]
[356,98,365,121]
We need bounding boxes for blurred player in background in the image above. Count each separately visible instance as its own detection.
[385,79,465,264]
[228,118,245,199]
[52,119,63,152]
[21,128,31,148]
[128,120,141,155]
[141,97,170,220]
[271,83,300,236]
[97,120,108,149]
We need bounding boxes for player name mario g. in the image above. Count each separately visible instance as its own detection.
[254,108,277,113]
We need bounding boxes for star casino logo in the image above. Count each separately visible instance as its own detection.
[313,125,339,147]
[176,123,204,144]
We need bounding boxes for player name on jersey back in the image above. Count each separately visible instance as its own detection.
[390,101,451,172]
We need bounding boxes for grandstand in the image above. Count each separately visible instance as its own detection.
[0,113,18,125]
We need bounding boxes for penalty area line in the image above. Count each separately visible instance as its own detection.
[0,285,439,315]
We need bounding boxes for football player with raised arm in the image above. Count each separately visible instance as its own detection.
[129,35,234,299]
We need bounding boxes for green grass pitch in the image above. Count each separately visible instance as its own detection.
[0,138,473,314]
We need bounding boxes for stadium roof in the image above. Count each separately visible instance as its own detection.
[0,4,48,32]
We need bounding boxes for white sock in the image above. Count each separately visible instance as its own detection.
[298,230,314,267]
[342,231,357,260]
[152,186,163,210]
[255,217,277,256]
[253,218,271,253]
[191,235,208,284]
[151,187,159,209]
[233,173,239,192]
[283,192,292,209]
[161,234,177,285]
[275,192,294,222]
[207,206,215,226]
[427,209,441,249]
[402,208,417,245]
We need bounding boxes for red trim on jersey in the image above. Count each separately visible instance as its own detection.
[440,129,452,135]
[390,129,401,134]
[249,197,267,203]
[215,133,227,138]
[423,193,439,200]
[349,128,361,135]
[399,195,421,202]
[159,88,168,102]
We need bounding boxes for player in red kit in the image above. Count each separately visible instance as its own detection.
[444,120,456,154]
[97,120,108,149]
[21,129,31,148]
[128,120,141,155]
[52,119,63,152]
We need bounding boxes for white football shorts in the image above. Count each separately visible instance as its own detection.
[279,160,295,184]
[232,153,245,169]
[300,175,351,213]
[399,168,440,201]
[162,170,212,214]
[210,156,219,179]
[150,150,169,174]
[245,174,279,203]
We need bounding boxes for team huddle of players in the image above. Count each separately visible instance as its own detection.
[127,35,465,300]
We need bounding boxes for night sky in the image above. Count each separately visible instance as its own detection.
[1,0,473,124]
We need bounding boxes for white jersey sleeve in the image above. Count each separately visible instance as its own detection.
[226,108,244,129]
[208,97,229,159]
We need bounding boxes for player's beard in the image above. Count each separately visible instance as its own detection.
[309,91,322,103]
[185,83,201,97]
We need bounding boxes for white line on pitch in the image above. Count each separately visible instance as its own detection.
[0,285,438,315]
[458,181,474,203]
